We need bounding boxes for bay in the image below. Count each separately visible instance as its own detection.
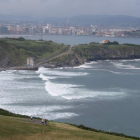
[0,60,140,137]
[0,34,140,45]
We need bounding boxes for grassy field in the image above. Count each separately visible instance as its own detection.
[0,114,135,140]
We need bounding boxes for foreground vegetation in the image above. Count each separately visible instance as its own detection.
[0,37,69,67]
[0,108,139,140]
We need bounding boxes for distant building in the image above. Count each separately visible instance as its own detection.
[58,28,63,34]
[47,24,52,33]
[0,27,8,34]
[100,40,110,44]
[27,57,35,66]
[70,27,76,35]
[25,28,30,34]
[42,27,46,33]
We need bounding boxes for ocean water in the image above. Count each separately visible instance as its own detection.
[0,34,140,45]
[0,60,140,137]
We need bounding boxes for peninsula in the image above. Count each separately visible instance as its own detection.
[0,38,140,70]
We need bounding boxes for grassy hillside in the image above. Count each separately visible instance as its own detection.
[1,38,140,68]
[0,38,69,67]
[72,42,140,61]
[0,115,136,140]
[49,42,140,67]
[0,108,139,140]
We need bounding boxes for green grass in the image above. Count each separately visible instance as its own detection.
[72,43,140,61]
[0,38,69,67]
[0,115,135,140]
[1,38,140,67]
[0,109,138,140]
[49,42,140,65]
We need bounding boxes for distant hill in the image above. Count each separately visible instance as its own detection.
[0,14,140,27]
[68,15,140,27]
[0,14,36,22]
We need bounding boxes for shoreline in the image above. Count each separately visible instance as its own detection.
[1,57,140,72]
[1,59,140,139]
[0,34,140,39]
[0,108,139,139]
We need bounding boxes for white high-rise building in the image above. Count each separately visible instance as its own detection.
[91,25,97,32]
[47,24,52,33]
[70,27,75,35]
[58,28,62,34]
[43,27,46,33]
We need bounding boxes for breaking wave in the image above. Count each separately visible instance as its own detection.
[39,73,126,100]
[111,62,140,70]
[0,104,78,120]
[36,67,89,76]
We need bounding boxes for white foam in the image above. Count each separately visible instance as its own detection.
[39,73,57,81]
[36,67,89,76]
[111,62,140,70]
[0,69,80,120]
[74,62,97,69]
[39,74,126,100]
[119,59,140,62]
[45,80,84,97]
[100,69,136,75]
[62,91,126,100]
[0,104,78,120]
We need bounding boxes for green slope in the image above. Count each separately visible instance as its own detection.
[0,38,69,67]
[72,42,140,61]
[0,108,139,140]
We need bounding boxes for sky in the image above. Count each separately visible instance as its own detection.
[0,0,140,17]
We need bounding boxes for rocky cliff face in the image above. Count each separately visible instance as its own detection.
[1,41,140,69]
[73,44,140,62]
[0,58,10,68]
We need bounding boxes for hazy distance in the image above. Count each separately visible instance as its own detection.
[0,0,140,18]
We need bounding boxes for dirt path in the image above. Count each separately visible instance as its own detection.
[37,45,73,65]
[21,118,48,125]
[0,115,47,125]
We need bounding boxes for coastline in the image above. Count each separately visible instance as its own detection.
[0,108,140,139]
[0,59,140,138]
[1,57,140,72]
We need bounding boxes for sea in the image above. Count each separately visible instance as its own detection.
[0,34,140,45]
[0,35,140,137]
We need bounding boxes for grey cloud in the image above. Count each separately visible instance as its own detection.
[0,0,139,17]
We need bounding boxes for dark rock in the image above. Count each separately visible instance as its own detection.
[0,58,10,68]
[41,63,56,68]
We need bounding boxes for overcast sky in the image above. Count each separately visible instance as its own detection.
[0,0,140,17]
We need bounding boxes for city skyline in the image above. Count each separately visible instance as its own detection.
[0,22,140,38]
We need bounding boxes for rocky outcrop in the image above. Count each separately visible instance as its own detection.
[0,58,10,68]
[73,44,140,62]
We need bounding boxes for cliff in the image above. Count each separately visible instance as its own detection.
[1,38,140,69]
[72,43,140,61]
[48,42,140,67]
[0,38,69,68]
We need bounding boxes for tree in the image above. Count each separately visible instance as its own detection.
[18,37,25,41]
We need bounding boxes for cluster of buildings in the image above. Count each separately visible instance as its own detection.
[0,23,98,35]
[0,22,139,37]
